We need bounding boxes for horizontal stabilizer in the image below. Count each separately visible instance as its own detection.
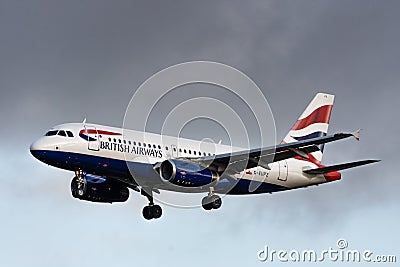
[303,159,380,174]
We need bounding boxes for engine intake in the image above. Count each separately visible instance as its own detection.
[160,159,218,187]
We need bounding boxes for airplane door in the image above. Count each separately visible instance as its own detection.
[171,144,178,158]
[85,126,100,151]
[277,160,288,181]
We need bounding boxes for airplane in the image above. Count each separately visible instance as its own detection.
[30,93,379,220]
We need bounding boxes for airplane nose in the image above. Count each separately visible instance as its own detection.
[30,148,39,159]
[30,138,47,160]
[30,141,41,159]
[30,141,39,152]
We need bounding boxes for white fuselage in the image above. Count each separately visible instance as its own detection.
[30,122,329,194]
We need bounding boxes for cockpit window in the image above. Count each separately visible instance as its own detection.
[45,129,74,137]
[45,130,58,136]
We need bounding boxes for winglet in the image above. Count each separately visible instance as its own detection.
[352,129,362,141]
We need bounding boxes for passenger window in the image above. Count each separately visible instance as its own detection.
[138,142,141,146]
[179,148,182,152]
[108,137,111,142]
[133,141,137,146]
[189,150,192,154]
[184,149,187,153]
[124,140,126,144]
[58,130,66,137]
[173,147,177,152]
[165,146,168,150]
[193,151,196,155]
[66,131,74,137]
[113,138,116,142]
[128,141,131,145]
[148,144,151,148]
[158,145,161,149]
[118,139,121,143]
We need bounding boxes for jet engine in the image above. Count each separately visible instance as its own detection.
[159,159,218,187]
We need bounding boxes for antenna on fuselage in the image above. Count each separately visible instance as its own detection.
[82,118,87,124]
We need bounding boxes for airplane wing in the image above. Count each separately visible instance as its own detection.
[187,131,359,176]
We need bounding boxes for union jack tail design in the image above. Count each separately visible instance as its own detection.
[281,93,335,164]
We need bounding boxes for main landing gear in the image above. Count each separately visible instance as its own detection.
[141,188,162,220]
[201,187,222,211]
[71,169,87,198]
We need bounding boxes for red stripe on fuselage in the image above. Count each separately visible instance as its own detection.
[96,130,122,135]
[291,105,332,131]
[79,129,122,135]
[293,154,321,166]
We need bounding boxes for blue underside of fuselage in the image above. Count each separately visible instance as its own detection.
[30,150,289,195]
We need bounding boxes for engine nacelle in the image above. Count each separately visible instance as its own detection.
[160,159,219,187]
[71,175,129,203]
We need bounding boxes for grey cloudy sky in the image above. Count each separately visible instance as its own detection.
[1,1,399,266]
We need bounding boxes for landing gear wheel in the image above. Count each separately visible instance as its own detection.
[77,183,86,197]
[201,196,213,210]
[142,206,152,220]
[141,188,162,220]
[71,178,79,198]
[142,205,163,220]
[152,205,162,219]
[210,195,222,209]
[202,194,222,211]
[71,176,87,198]
[72,169,87,198]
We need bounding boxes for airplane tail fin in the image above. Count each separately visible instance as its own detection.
[281,93,335,164]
